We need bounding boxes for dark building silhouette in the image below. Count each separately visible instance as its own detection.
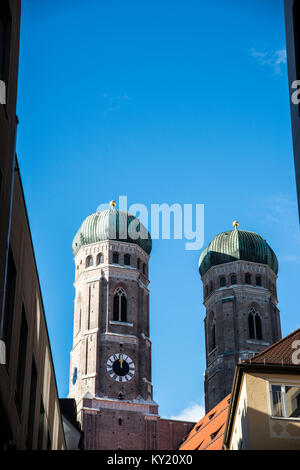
[0,0,72,449]
[284,0,300,221]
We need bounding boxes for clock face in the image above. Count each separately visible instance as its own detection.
[106,353,135,382]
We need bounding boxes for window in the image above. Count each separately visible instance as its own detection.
[96,253,104,265]
[124,254,130,266]
[248,307,262,340]
[15,306,28,416]
[208,313,216,352]
[271,384,300,418]
[209,280,213,293]
[245,273,252,285]
[211,323,216,350]
[27,358,38,449]
[47,432,51,450]
[85,255,93,268]
[0,3,11,87]
[112,252,119,264]
[137,258,140,270]
[210,426,222,440]
[143,263,146,275]
[231,274,237,285]
[205,285,209,298]
[72,366,78,385]
[256,275,262,286]
[3,245,16,366]
[113,287,127,322]
[37,398,45,450]
[219,277,226,288]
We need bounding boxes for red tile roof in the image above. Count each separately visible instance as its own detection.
[243,329,300,366]
[179,394,230,451]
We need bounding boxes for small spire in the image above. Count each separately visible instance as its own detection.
[109,200,116,209]
[232,220,239,230]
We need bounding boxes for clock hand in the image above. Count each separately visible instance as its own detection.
[119,354,124,369]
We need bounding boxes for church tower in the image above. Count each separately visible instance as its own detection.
[68,202,159,450]
[199,222,281,413]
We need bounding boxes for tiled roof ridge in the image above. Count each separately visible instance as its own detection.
[242,328,300,364]
[180,398,229,448]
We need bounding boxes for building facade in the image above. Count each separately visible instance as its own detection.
[284,0,300,221]
[68,204,194,450]
[0,0,20,366]
[0,158,67,449]
[224,329,300,450]
[0,0,69,450]
[199,223,281,413]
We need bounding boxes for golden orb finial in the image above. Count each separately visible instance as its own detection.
[233,220,239,229]
[109,200,116,208]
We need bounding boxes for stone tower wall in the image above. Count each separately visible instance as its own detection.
[202,259,281,412]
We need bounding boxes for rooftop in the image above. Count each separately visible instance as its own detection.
[179,394,230,451]
[242,328,300,366]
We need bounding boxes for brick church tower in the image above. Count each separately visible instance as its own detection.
[68,202,194,449]
[199,222,281,413]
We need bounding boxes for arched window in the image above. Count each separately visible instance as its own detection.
[209,280,213,293]
[207,312,216,352]
[231,274,237,285]
[219,277,226,288]
[137,258,140,270]
[96,253,104,265]
[112,252,119,264]
[248,307,262,340]
[205,285,209,298]
[113,287,127,322]
[256,275,262,286]
[245,273,252,285]
[211,322,216,350]
[143,263,146,275]
[124,254,131,266]
[86,255,93,268]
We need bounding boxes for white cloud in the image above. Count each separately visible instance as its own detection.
[99,92,130,115]
[165,402,205,422]
[250,47,287,75]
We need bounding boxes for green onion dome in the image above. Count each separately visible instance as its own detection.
[72,207,152,256]
[199,225,278,277]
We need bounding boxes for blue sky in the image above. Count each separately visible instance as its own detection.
[16,0,299,421]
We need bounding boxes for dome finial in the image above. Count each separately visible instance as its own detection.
[233,220,239,229]
[109,200,116,209]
